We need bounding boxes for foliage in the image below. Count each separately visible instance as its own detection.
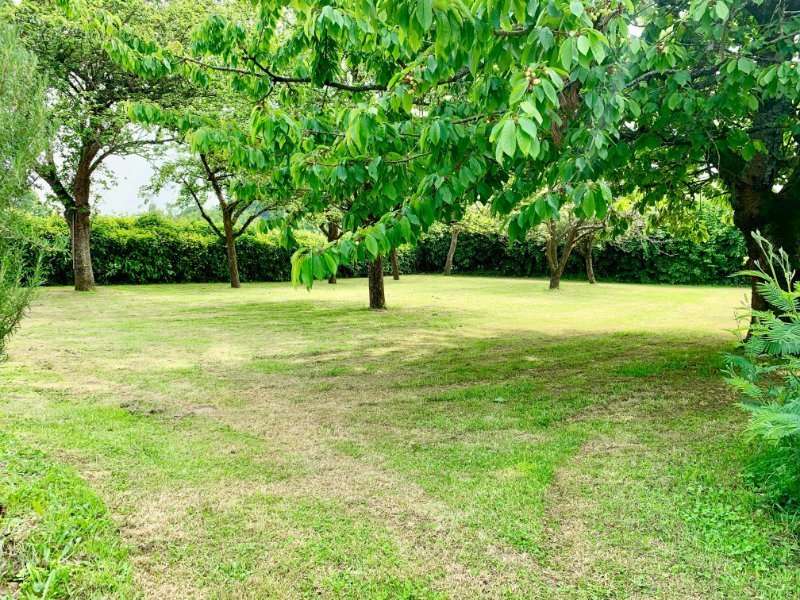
[0,432,134,598]
[66,0,635,288]
[725,233,800,515]
[0,21,47,360]
[0,20,47,202]
[19,209,745,287]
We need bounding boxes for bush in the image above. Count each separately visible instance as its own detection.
[21,211,747,287]
[724,233,800,515]
[0,214,43,360]
[24,214,294,286]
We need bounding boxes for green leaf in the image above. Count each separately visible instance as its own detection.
[509,78,529,105]
[559,38,573,70]
[417,0,433,29]
[518,116,537,139]
[667,91,682,110]
[364,234,379,258]
[540,79,559,107]
[715,1,729,20]
[576,35,590,56]
[499,118,517,158]
[738,57,756,74]
[569,0,583,17]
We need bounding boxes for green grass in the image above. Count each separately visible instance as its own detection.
[1,275,798,598]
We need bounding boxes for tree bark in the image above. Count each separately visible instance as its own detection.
[367,257,386,309]
[70,165,95,291]
[545,221,578,290]
[222,212,241,288]
[583,234,597,284]
[390,248,400,280]
[69,203,95,291]
[443,225,460,275]
[327,221,340,284]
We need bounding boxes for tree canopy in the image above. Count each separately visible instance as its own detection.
[60,0,799,304]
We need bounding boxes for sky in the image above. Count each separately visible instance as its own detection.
[93,155,177,215]
[35,154,179,216]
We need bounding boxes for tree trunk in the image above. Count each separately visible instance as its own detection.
[223,212,241,288]
[583,234,597,284]
[367,257,386,309]
[545,220,579,291]
[327,221,340,284]
[390,248,400,280]
[585,250,596,284]
[69,204,95,291]
[443,225,460,275]
[70,169,95,291]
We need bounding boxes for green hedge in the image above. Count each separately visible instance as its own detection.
[26,214,292,285]
[413,227,747,285]
[24,213,746,286]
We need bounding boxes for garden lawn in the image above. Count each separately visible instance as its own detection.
[1,275,798,599]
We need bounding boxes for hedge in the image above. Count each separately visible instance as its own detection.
[22,213,746,286]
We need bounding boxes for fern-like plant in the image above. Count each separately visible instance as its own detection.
[725,232,800,512]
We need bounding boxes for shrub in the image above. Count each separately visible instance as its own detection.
[724,233,800,515]
[0,214,44,360]
[19,210,747,287]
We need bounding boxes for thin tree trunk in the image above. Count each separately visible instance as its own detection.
[585,250,596,284]
[223,212,241,288]
[327,221,340,284]
[443,225,460,275]
[390,248,400,280]
[584,233,597,284]
[367,257,386,309]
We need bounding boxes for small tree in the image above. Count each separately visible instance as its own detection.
[150,152,282,288]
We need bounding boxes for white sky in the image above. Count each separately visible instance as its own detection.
[95,155,176,215]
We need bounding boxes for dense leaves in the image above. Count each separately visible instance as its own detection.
[725,233,800,514]
[19,212,745,287]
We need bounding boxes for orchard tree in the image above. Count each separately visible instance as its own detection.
[6,0,227,291]
[148,151,288,288]
[71,0,636,305]
[608,0,800,310]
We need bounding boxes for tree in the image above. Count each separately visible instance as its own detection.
[608,1,800,312]
[0,22,47,358]
[537,202,606,289]
[78,0,635,302]
[149,152,284,288]
[443,223,460,276]
[7,0,217,291]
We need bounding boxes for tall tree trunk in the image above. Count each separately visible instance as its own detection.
[222,212,241,288]
[390,248,400,280]
[367,257,386,309]
[70,173,95,291]
[327,221,340,284]
[443,225,460,275]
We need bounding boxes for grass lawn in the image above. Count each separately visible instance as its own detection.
[1,275,798,598]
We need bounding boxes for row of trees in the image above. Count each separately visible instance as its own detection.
[4,1,799,313]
